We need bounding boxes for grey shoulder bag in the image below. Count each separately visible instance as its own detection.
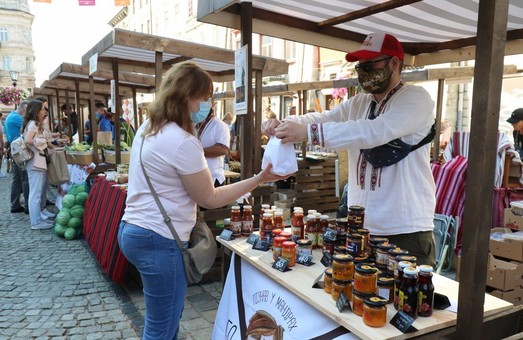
[139,137,217,284]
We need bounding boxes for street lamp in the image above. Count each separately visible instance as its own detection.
[9,70,18,87]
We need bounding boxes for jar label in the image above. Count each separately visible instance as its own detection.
[376,252,388,265]
[347,241,361,255]
[231,221,242,236]
[291,226,302,237]
[306,232,318,246]
[241,220,253,235]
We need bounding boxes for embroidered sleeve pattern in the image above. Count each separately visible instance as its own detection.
[309,123,323,146]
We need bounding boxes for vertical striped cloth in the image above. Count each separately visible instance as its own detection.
[83,176,129,284]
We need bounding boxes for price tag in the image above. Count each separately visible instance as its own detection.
[219,229,233,241]
[323,228,337,242]
[272,257,290,272]
[390,311,418,333]
[246,233,260,245]
[336,291,348,312]
[296,254,314,266]
[320,251,333,267]
[252,239,269,251]
[290,234,299,242]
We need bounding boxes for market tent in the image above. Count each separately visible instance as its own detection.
[198,0,523,337]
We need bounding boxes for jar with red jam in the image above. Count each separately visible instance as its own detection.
[291,208,304,239]
[241,205,253,236]
[260,213,273,242]
[363,296,388,327]
[305,214,318,248]
[418,265,434,317]
[273,211,284,230]
[394,261,413,310]
[354,263,378,294]
[230,205,242,238]
[335,218,348,235]
[259,204,270,230]
[282,241,296,267]
[318,214,329,248]
[399,267,419,319]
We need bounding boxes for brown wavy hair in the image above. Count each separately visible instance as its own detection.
[144,61,213,137]
[22,99,45,134]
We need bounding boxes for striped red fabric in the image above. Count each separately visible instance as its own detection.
[83,177,129,284]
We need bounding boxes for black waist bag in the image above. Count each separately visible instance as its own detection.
[360,122,436,168]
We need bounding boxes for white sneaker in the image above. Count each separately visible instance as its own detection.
[31,221,53,230]
[41,209,56,219]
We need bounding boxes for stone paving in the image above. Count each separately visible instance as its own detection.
[0,170,221,339]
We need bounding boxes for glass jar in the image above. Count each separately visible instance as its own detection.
[296,239,313,257]
[376,242,395,270]
[418,265,434,317]
[318,214,329,248]
[352,290,375,317]
[356,228,370,253]
[324,267,333,294]
[273,211,285,230]
[377,277,395,303]
[305,214,318,248]
[334,245,348,255]
[394,261,413,310]
[272,236,287,261]
[369,237,388,261]
[259,204,270,231]
[332,254,354,281]
[291,209,305,239]
[337,232,347,247]
[272,228,283,239]
[354,263,378,294]
[387,247,409,276]
[347,205,365,229]
[335,218,348,236]
[323,239,335,255]
[346,233,364,257]
[282,241,296,267]
[399,267,419,319]
[363,296,388,327]
[280,231,292,241]
[353,253,370,266]
[230,205,242,237]
[260,213,273,242]
[241,205,253,236]
[332,279,352,301]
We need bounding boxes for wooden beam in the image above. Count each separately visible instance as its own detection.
[456,0,509,336]
[240,2,254,179]
[432,79,444,161]
[113,59,121,164]
[155,51,162,91]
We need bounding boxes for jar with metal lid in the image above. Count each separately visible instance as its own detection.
[376,242,395,270]
[272,236,287,261]
[354,263,378,294]
[346,233,364,257]
[273,211,285,230]
[291,209,305,239]
[282,241,297,267]
[363,296,388,327]
[353,253,369,266]
[335,218,348,236]
[318,214,329,248]
[347,205,365,229]
[337,232,347,247]
[418,265,434,317]
[272,228,283,239]
[332,254,354,281]
[334,245,348,255]
[376,277,395,303]
[398,267,419,319]
[296,239,313,257]
[241,205,253,236]
[395,255,417,276]
[352,290,375,317]
[259,204,270,231]
[387,247,409,276]
[230,205,242,237]
[356,228,370,252]
[394,261,413,310]
[324,267,333,294]
[280,231,292,241]
[369,237,389,261]
[323,239,335,255]
[260,213,273,242]
[331,279,352,301]
[305,214,318,248]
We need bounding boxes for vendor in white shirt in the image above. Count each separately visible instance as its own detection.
[192,99,231,187]
[263,32,437,267]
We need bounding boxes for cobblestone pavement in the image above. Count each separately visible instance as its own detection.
[0,171,221,339]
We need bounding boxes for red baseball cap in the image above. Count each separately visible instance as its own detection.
[345,32,404,62]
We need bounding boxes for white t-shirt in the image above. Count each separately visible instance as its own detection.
[122,121,208,241]
[198,117,230,184]
[287,83,436,236]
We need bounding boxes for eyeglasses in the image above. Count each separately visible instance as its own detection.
[355,57,392,73]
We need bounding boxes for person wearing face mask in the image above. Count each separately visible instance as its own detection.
[192,99,231,187]
[95,102,114,138]
[118,61,289,340]
[262,32,436,267]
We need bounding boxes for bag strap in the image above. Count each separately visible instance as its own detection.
[410,120,436,152]
[139,137,187,253]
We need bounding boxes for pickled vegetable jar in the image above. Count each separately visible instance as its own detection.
[354,263,378,294]
[363,296,388,327]
[332,254,354,281]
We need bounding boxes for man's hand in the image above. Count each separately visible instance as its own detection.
[261,118,281,136]
[274,120,308,144]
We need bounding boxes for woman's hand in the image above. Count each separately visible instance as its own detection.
[261,119,281,137]
[274,120,308,144]
[257,164,293,183]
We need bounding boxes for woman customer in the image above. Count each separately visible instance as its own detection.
[118,61,288,339]
[23,99,56,230]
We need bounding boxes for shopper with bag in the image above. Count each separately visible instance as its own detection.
[23,99,56,230]
[118,61,289,340]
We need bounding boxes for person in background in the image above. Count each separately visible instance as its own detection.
[507,108,523,158]
[194,100,230,187]
[35,97,56,209]
[84,117,92,144]
[222,112,237,150]
[5,100,30,214]
[0,114,5,177]
[105,108,135,146]
[118,61,288,340]
[289,106,296,116]
[95,102,114,138]
[60,103,78,137]
[23,100,56,230]
[263,32,437,267]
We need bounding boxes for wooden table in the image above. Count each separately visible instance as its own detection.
[217,235,520,339]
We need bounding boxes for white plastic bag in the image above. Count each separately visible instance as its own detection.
[261,136,298,176]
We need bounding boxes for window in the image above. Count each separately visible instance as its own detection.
[261,36,272,56]
[26,57,32,72]
[285,41,296,60]
[3,56,11,70]
[0,27,8,42]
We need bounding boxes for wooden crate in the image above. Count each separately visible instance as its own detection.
[294,158,339,213]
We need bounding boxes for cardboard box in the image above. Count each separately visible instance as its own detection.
[503,208,523,230]
[490,227,523,262]
[486,253,523,291]
[489,286,523,305]
[103,150,130,164]
[66,151,95,165]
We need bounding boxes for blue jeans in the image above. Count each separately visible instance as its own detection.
[10,160,29,210]
[27,168,46,225]
[118,221,188,340]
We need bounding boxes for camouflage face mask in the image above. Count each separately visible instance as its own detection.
[357,61,393,94]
